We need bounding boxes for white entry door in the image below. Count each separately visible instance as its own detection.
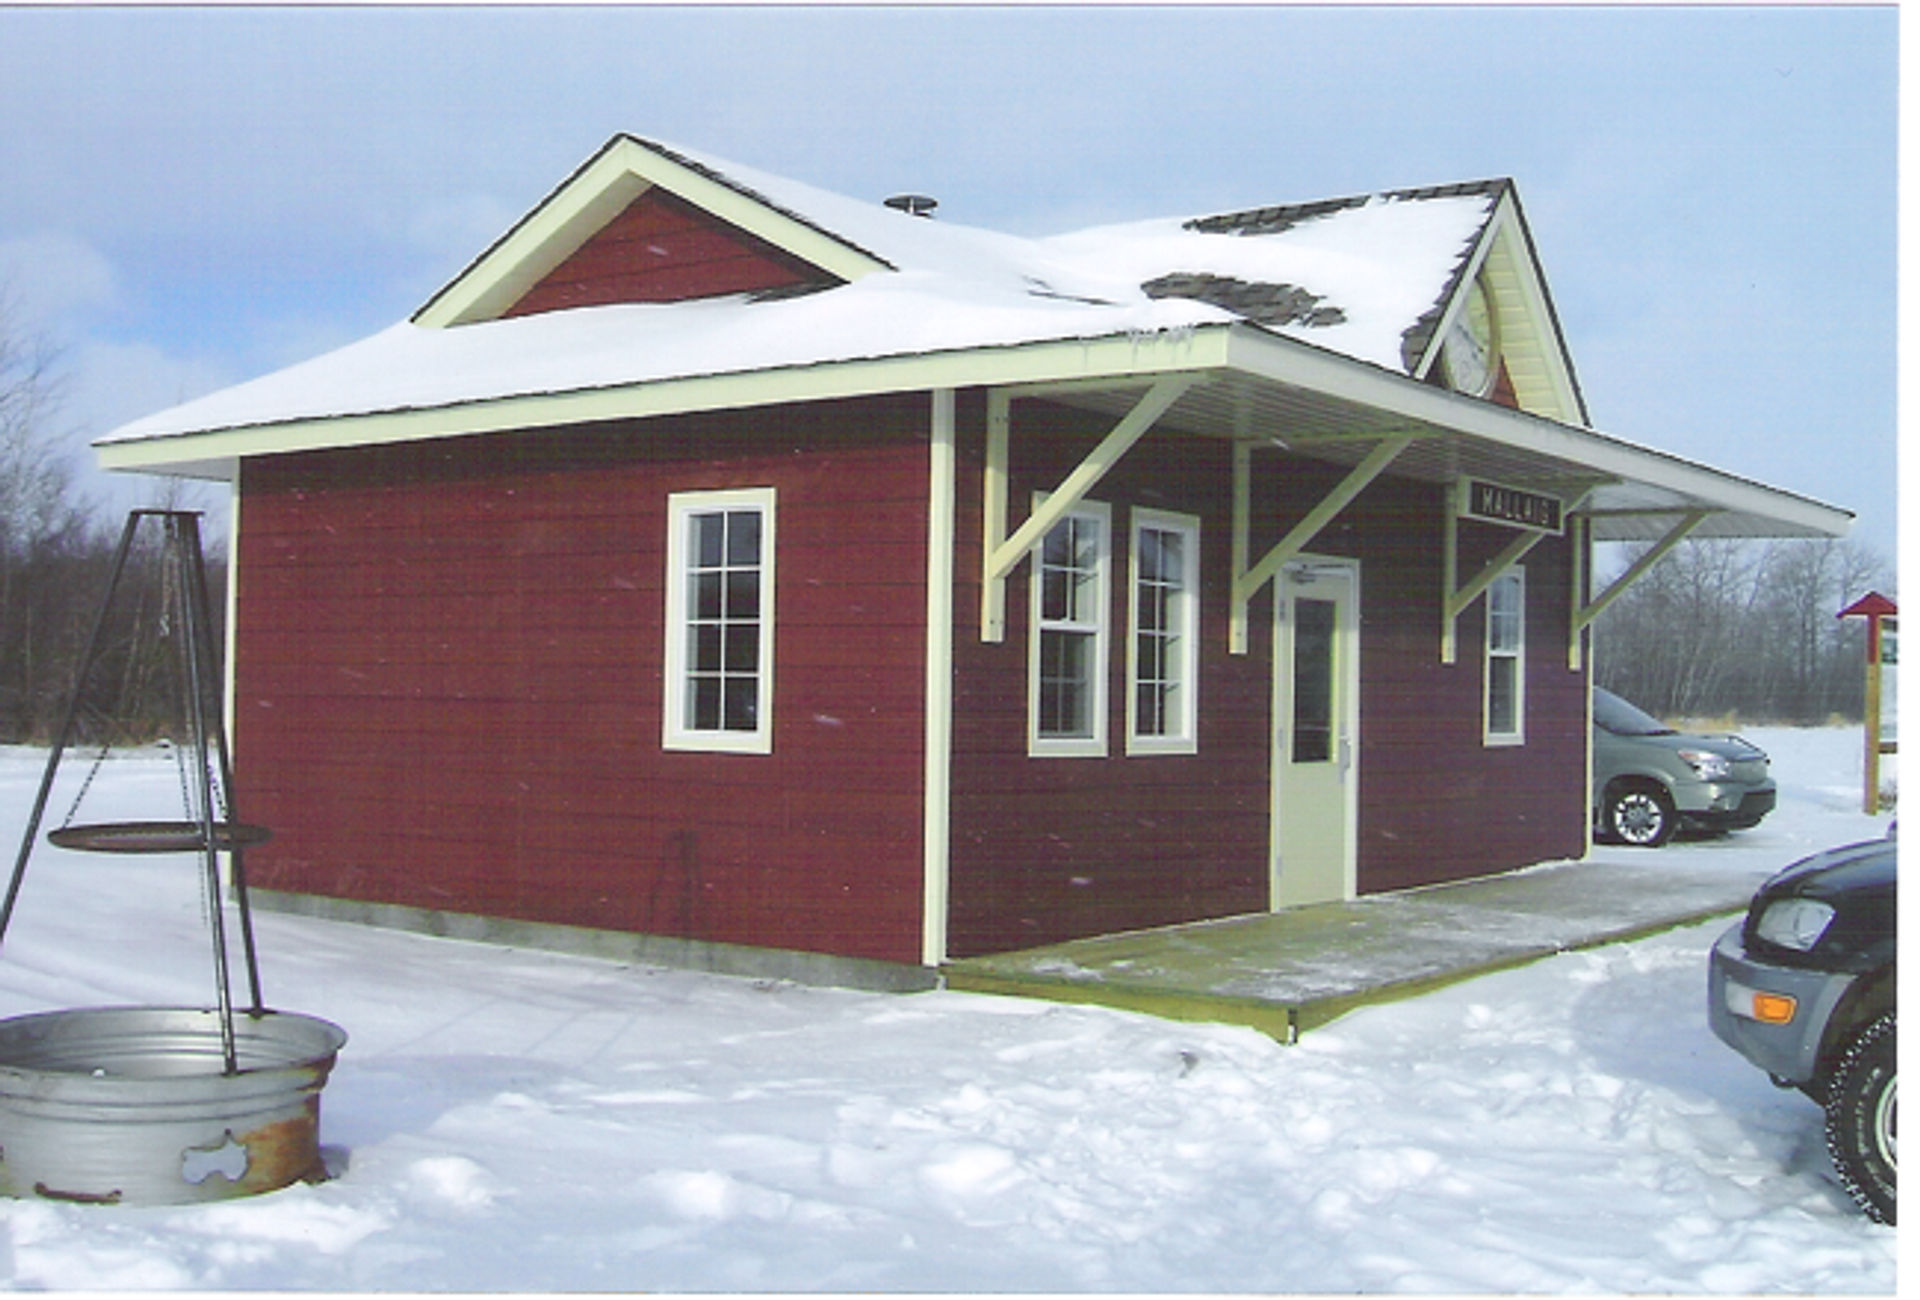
[1272,558,1360,908]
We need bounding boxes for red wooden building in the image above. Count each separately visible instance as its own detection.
[99,135,1850,985]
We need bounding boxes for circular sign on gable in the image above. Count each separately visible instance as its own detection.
[1441,274,1498,398]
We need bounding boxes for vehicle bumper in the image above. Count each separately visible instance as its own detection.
[1707,922,1856,1087]
[1676,781,1777,829]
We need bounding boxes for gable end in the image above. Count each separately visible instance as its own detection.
[630,136,895,275]
[503,187,840,316]
[414,133,892,329]
[1396,180,1513,374]
[1407,183,1591,426]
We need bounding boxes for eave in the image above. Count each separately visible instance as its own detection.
[96,320,1849,545]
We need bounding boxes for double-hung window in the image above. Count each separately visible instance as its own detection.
[665,488,775,754]
[1127,509,1200,754]
[1484,567,1525,745]
[1029,499,1111,757]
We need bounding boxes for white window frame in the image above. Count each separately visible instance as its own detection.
[1484,566,1525,746]
[664,487,776,754]
[1127,507,1201,755]
[1028,496,1111,758]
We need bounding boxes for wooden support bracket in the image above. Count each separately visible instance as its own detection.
[1440,529,1546,665]
[980,375,1198,641]
[1229,434,1413,654]
[1440,485,1596,665]
[1566,508,1713,670]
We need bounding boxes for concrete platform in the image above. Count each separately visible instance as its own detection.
[942,856,1770,1041]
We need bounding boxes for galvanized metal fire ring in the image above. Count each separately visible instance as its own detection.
[0,1006,347,1205]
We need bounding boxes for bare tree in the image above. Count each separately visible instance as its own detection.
[1,293,236,744]
[1744,539,1887,721]
[0,293,105,740]
[1594,535,1891,723]
[0,297,75,552]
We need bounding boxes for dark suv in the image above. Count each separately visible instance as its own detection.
[1707,835,1896,1223]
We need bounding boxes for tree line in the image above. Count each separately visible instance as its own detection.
[1,300,226,746]
[0,299,1894,744]
[1590,535,1890,725]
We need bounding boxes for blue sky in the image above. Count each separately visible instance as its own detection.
[0,4,1898,560]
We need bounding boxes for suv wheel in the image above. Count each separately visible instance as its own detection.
[1604,783,1675,847]
[1826,1011,1896,1224]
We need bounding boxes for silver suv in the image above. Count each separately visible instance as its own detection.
[1592,688,1776,846]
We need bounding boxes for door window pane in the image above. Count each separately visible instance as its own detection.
[1291,596,1335,764]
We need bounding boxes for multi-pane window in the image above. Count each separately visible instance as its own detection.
[665,488,775,753]
[1128,509,1200,754]
[1484,568,1525,744]
[1029,500,1110,756]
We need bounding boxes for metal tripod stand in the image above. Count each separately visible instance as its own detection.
[1,510,266,1074]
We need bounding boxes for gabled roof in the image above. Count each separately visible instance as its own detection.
[97,135,1560,438]
[96,133,1847,543]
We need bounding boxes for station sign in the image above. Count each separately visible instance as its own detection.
[1457,477,1564,535]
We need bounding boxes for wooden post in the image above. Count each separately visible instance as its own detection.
[1866,625,1882,814]
[1839,592,1898,815]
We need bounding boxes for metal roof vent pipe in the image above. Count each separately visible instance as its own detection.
[884,194,938,218]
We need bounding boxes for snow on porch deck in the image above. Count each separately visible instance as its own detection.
[943,855,1773,1041]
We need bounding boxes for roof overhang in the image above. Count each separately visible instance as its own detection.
[1201,326,1847,542]
[96,320,1848,544]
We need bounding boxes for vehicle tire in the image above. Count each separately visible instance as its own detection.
[1825,1011,1896,1225]
[1604,783,1676,847]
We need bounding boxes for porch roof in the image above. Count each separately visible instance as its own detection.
[1040,328,1850,544]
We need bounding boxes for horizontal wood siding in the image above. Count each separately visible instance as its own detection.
[505,188,832,317]
[945,397,1587,958]
[947,400,1270,958]
[1265,464,1589,895]
[233,400,930,964]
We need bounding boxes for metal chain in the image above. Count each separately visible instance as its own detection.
[56,735,113,830]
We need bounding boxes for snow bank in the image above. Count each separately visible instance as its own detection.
[0,729,1896,1291]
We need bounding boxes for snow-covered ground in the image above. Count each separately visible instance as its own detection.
[0,728,1898,1291]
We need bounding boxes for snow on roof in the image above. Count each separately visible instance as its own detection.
[99,139,1496,447]
[1041,191,1494,372]
[104,282,1229,445]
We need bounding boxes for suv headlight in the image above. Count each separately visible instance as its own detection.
[1754,897,1837,951]
[1678,748,1734,781]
